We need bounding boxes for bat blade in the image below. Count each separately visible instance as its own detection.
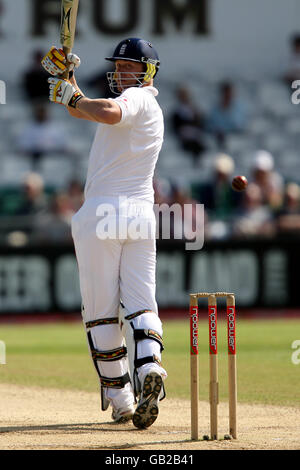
[60,0,79,54]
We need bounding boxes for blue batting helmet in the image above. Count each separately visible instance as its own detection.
[105,37,160,79]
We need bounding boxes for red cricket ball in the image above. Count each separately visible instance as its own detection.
[231,175,248,192]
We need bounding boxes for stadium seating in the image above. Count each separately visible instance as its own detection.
[0,78,299,198]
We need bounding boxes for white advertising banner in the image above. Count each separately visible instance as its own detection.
[0,0,299,84]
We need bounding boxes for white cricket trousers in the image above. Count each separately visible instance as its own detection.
[71,197,158,319]
[71,196,162,408]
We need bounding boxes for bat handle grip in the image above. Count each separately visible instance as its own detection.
[62,46,71,79]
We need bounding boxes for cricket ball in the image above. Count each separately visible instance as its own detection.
[231,175,248,192]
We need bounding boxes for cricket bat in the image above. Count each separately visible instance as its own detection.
[60,0,79,78]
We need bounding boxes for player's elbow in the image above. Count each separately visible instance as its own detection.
[98,103,122,125]
[102,110,121,125]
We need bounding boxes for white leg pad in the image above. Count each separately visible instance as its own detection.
[89,324,128,378]
[84,319,135,411]
[119,304,165,397]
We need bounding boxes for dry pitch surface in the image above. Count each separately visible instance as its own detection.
[0,384,299,450]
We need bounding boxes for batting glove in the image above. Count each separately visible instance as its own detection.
[48,77,84,108]
[41,46,81,76]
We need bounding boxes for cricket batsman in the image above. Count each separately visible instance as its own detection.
[41,38,167,428]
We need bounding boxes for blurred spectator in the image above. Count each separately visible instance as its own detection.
[67,179,84,212]
[171,85,207,164]
[283,33,300,85]
[154,182,204,242]
[154,177,173,239]
[192,153,242,219]
[251,150,284,209]
[22,50,49,102]
[276,182,300,235]
[17,103,69,168]
[169,185,204,241]
[0,1,4,37]
[33,193,73,243]
[154,177,172,205]
[206,81,247,147]
[232,183,275,238]
[16,173,49,216]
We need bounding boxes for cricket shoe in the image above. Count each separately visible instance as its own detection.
[133,371,163,429]
[112,404,135,424]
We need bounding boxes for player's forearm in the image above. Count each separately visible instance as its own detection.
[67,75,121,123]
[47,74,121,124]
[75,97,121,124]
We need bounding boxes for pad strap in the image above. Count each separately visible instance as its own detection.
[91,346,127,362]
[135,354,162,369]
[125,310,154,321]
[86,317,118,329]
[134,329,164,351]
[100,373,131,389]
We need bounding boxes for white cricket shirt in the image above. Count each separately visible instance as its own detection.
[84,86,164,204]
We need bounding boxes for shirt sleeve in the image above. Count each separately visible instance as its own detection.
[111,88,144,126]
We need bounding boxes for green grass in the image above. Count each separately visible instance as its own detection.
[0,318,299,407]
[163,319,300,407]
